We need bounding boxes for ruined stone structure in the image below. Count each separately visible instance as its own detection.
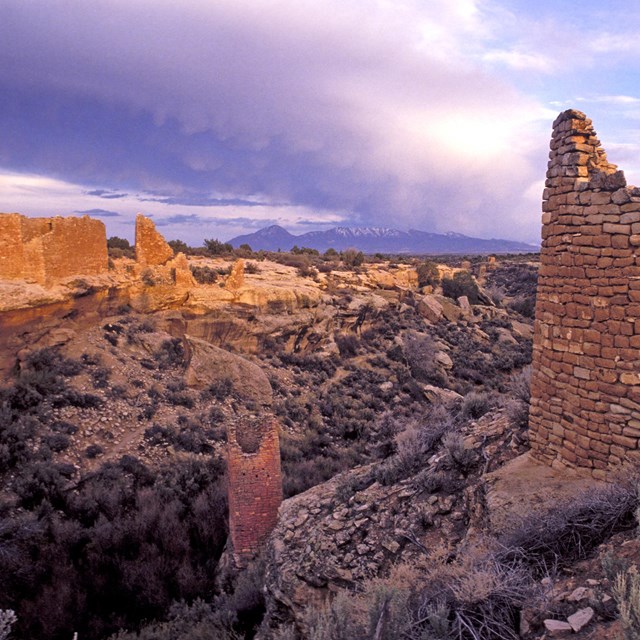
[225,259,245,291]
[530,109,640,478]
[227,416,283,566]
[135,214,174,266]
[0,213,108,286]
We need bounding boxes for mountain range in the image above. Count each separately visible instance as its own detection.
[228,225,538,254]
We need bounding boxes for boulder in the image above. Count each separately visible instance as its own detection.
[420,384,462,406]
[457,295,471,312]
[417,295,443,323]
[567,607,594,632]
[185,336,272,406]
[543,620,573,636]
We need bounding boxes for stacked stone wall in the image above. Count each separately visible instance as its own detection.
[135,214,174,266]
[0,214,25,280]
[227,416,283,565]
[0,213,108,286]
[40,217,109,285]
[530,109,640,478]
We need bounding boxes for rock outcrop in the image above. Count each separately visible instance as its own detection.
[530,109,640,478]
[261,409,521,635]
[135,214,174,266]
[184,336,273,405]
[0,213,108,286]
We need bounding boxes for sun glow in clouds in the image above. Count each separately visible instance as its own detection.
[1,1,640,244]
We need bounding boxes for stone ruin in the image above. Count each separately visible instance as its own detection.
[227,416,283,566]
[529,109,640,479]
[225,259,245,291]
[0,211,180,287]
[0,213,109,287]
[135,213,174,266]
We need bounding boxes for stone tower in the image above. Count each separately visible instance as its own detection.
[529,109,640,479]
[227,416,283,566]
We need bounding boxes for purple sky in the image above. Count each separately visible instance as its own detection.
[2,0,640,245]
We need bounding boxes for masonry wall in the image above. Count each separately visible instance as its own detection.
[529,109,640,479]
[0,213,108,286]
[227,416,283,566]
[0,214,25,280]
[40,217,109,285]
[135,214,174,266]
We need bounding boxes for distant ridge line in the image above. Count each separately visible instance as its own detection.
[229,224,538,254]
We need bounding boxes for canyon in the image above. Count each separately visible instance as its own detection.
[1,109,640,639]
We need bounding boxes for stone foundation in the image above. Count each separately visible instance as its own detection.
[529,109,640,478]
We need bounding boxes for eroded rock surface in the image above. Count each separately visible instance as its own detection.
[184,336,273,406]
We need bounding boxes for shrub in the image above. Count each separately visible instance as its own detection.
[91,366,111,388]
[505,399,529,430]
[85,444,104,459]
[485,285,506,306]
[402,332,446,386]
[297,264,318,278]
[375,407,454,485]
[168,239,190,254]
[441,271,481,304]
[107,236,131,251]
[141,268,156,286]
[459,391,493,420]
[0,610,17,640]
[203,238,233,255]
[43,433,70,453]
[107,237,134,259]
[509,366,531,404]
[441,431,478,474]
[190,265,218,284]
[52,421,78,435]
[245,261,260,274]
[508,295,536,319]
[291,245,319,256]
[342,248,364,268]
[323,248,340,261]
[613,567,640,640]
[154,338,186,369]
[275,253,312,270]
[167,390,195,408]
[201,379,234,401]
[335,334,359,357]
[500,485,636,573]
[416,260,440,287]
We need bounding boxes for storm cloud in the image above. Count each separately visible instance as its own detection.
[2,1,638,243]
